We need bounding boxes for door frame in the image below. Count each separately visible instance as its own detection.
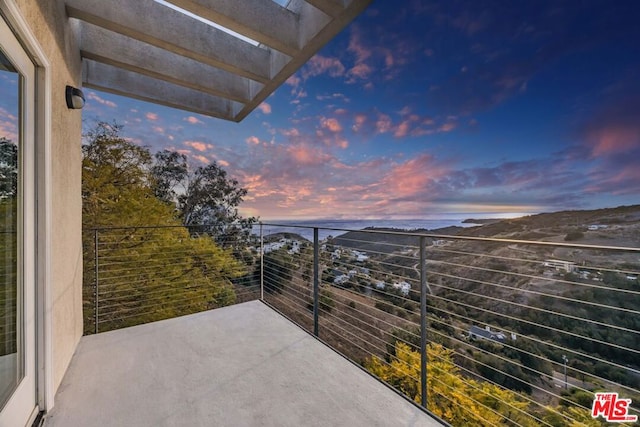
[0,0,53,422]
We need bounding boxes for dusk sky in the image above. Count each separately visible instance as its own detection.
[22,1,640,219]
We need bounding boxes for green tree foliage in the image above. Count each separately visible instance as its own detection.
[0,137,17,355]
[151,149,257,248]
[82,122,245,333]
[0,137,17,199]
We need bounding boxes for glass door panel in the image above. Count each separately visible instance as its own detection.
[0,35,22,412]
[0,13,36,425]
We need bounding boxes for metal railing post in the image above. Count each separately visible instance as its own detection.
[94,228,99,334]
[313,227,319,337]
[260,223,264,301]
[420,236,428,409]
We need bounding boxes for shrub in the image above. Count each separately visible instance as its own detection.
[564,231,584,241]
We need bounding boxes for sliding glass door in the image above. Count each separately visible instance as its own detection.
[0,13,37,426]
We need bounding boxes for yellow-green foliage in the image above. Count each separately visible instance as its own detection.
[366,342,599,427]
[82,123,244,332]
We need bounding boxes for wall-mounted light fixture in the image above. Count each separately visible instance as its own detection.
[65,85,85,109]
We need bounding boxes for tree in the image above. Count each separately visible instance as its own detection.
[82,122,245,333]
[0,137,17,355]
[0,137,17,200]
[151,149,257,249]
[366,341,597,427]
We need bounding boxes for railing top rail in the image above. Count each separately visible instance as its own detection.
[260,222,640,252]
[85,224,239,232]
[84,222,640,252]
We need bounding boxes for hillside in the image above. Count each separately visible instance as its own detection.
[335,204,640,248]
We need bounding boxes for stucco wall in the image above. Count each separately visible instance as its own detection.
[15,0,84,394]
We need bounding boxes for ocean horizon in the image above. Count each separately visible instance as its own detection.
[256,218,487,242]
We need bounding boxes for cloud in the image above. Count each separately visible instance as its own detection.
[0,107,18,142]
[287,144,333,166]
[184,140,212,152]
[286,74,301,88]
[193,155,209,164]
[352,114,367,132]
[379,154,450,200]
[184,116,203,125]
[258,102,272,114]
[347,63,373,81]
[218,159,230,167]
[316,93,350,103]
[302,55,346,79]
[375,113,393,134]
[246,136,261,145]
[87,92,117,108]
[146,112,159,121]
[320,117,343,133]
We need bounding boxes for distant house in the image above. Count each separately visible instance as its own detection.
[352,250,369,262]
[588,224,608,231]
[333,275,350,285]
[392,281,411,296]
[544,259,575,273]
[469,325,506,342]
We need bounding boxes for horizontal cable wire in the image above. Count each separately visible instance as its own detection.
[89,223,639,427]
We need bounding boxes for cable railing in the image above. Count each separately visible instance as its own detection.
[85,222,640,427]
[83,224,261,334]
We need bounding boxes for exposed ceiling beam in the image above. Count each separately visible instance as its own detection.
[67,0,371,121]
[234,0,371,121]
[79,23,262,104]
[83,60,244,121]
[164,0,301,56]
[304,0,344,17]
[66,0,292,84]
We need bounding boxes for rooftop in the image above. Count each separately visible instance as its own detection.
[44,301,441,426]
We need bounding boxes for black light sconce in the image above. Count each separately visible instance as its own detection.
[65,85,85,109]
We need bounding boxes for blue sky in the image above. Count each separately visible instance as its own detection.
[5,1,639,220]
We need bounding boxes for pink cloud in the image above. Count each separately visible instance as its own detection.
[218,159,230,167]
[352,114,367,132]
[375,113,393,134]
[87,92,117,108]
[193,155,209,164]
[246,136,260,145]
[286,74,301,87]
[380,154,449,198]
[438,122,457,133]
[320,117,343,133]
[184,140,212,152]
[348,27,372,64]
[348,63,373,81]
[146,112,158,121]
[303,55,345,79]
[394,121,410,138]
[258,102,272,114]
[588,127,639,157]
[281,128,301,138]
[0,107,18,142]
[287,144,332,166]
[184,116,203,125]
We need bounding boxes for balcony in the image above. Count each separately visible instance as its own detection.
[46,223,640,426]
[44,301,439,426]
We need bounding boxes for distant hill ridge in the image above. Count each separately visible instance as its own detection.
[333,204,640,251]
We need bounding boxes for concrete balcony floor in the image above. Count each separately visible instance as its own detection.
[44,301,441,426]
